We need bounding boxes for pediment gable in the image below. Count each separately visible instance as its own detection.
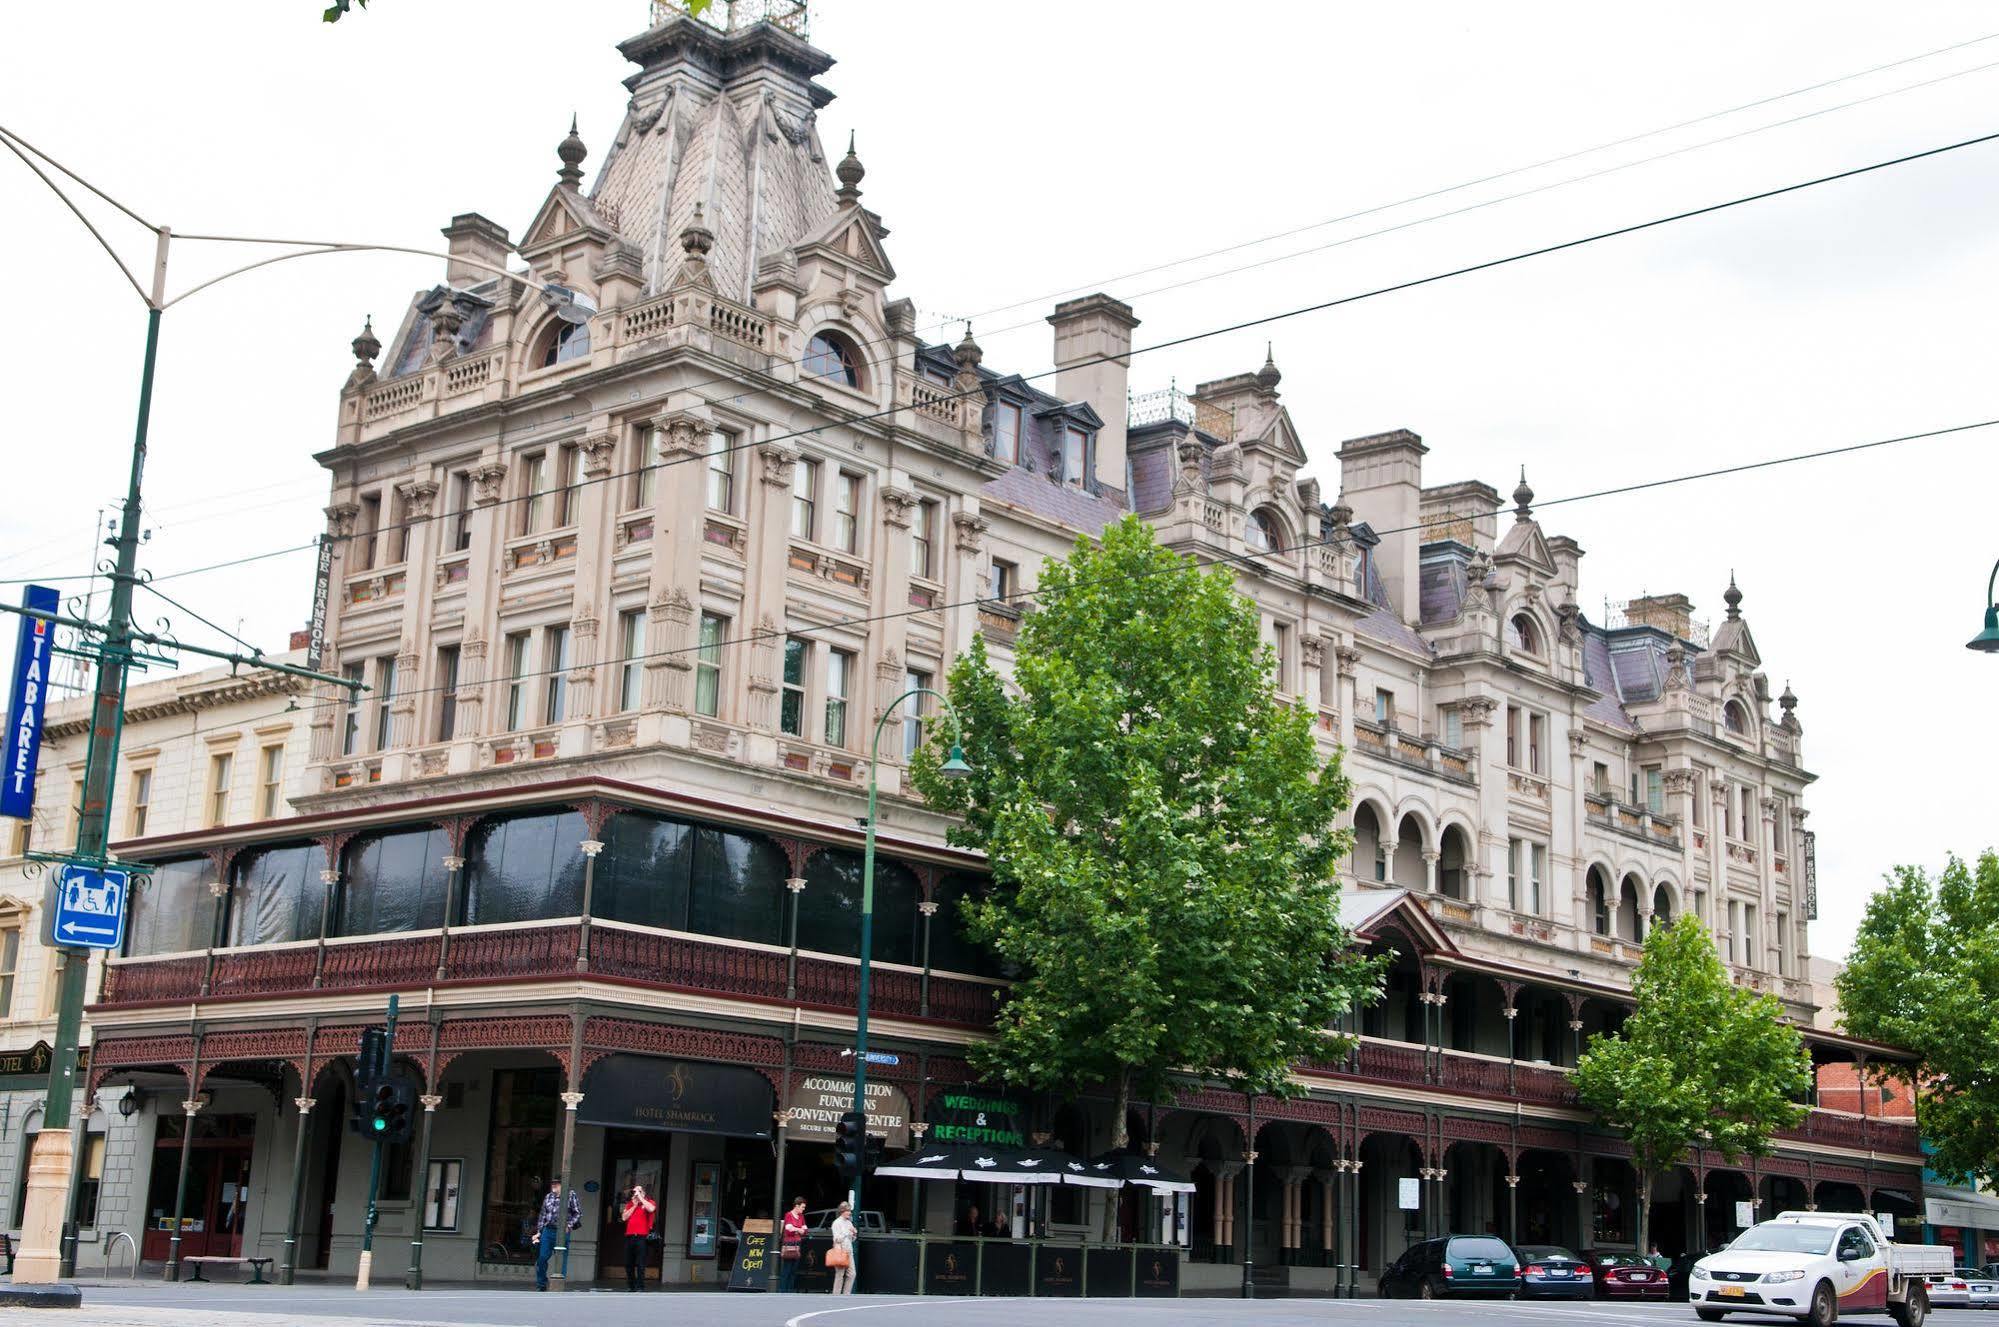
[796,207,896,283]
[1493,519,1557,577]
[1244,405,1308,466]
[521,186,611,256]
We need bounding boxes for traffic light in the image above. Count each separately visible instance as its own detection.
[862,1133,885,1176]
[349,1026,388,1135]
[369,1077,414,1144]
[834,1109,866,1177]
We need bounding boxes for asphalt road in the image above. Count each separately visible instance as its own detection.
[0,1285,1762,1327]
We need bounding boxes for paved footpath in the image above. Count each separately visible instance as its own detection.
[0,1283,1705,1327]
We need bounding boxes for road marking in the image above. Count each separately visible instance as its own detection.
[786,1297,978,1327]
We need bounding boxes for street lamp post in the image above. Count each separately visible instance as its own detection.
[1968,559,1999,653]
[848,687,970,1215]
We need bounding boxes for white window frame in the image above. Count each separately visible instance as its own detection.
[694,614,724,718]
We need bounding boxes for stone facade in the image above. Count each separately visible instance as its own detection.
[68,4,1912,1292]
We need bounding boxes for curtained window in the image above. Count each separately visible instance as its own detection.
[227,843,326,947]
[125,857,213,957]
[463,811,587,925]
[339,827,452,936]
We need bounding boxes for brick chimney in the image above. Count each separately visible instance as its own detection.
[1625,592,1694,637]
[1047,294,1140,492]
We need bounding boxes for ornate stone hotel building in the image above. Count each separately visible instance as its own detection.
[57,1,1918,1294]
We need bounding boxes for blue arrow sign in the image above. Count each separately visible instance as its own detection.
[51,864,128,952]
[860,1050,900,1067]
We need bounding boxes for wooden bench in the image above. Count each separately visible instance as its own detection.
[182,1255,272,1285]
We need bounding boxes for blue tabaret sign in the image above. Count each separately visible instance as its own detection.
[1,585,59,820]
[52,864,128,951]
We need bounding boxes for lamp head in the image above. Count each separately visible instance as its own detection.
[1969,604,1999,654]
[939,745,973,780]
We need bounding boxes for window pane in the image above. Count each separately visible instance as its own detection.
[227,843,327,946]
[926,872,1001,976]
[544,627,570,724]
[464,811,587,924]
[791,460,817,539]
[339,827,451,936]
[994,404,1020,463]
[127,858,211,956]
[595,812,694,931]
[780,637,806,737]
[690,828,788,944]
[798,851,922,965]
[706,431,733,513]
[695,614,724,717]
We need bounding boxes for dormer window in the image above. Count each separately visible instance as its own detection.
[1246,509,1281,555]
[537,320,588,368]
[1060,427,1090,487]
[1511,614,1540,655]
[1724,699,1750,735]
[805,332,862,389]
[993,402,1022,464]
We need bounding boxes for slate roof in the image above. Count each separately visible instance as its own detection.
[1418,542,1472,625]
[1579,628,1641,733]
[980,464,1127,537]
[1353,531,1432,657]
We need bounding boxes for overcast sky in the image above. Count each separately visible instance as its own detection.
[2,1,1995,966]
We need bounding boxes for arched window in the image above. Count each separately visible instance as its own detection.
[339,826,451,936]
[536,320,589,368]
[228,842,327,947]
[1512,614,1540,655]
[1723,700,1750,735]
[804,331,861,388]
[1245,509,1281,554]
[1651,883,1674,928]
[1587,867,1611,936]
[463,810,587,925]
[797,850,921,965]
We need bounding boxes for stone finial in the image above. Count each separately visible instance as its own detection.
[1512,467,1534,522]
[675,202,716,288]
[1723,572,1743,619]
[557,114,587,190]
[345,316,380,391]
[1328,493,1353,531]
[835,130,864,205]
[1256,342,1281,392]
[953,322,983,374]
[1779,681,1796,713]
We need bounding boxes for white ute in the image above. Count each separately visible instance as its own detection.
[1691,1212,1950,1327]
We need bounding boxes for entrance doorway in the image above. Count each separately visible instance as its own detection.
[598,1130,671,1281]
[141,1113,255,1262]
[306,1085,346,1268]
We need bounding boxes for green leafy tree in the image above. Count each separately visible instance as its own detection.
[1573,913,1810,1252]
[1836,851,1999,1187]
[912,516,1382,1150]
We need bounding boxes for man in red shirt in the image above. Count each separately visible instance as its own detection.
[620,1182,658,1292]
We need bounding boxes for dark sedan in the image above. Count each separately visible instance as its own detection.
[1378,1235,1523,1299]
[1517,1245,1593,1300]
[1583,1250,1671,1300]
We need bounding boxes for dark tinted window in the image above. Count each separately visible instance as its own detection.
[798,850,921,965]
[592,812,788,945]
[464,811,587,924]
[1449,1237,1516,1261]
[1520,1246,1580,1262]
[595,813,694,931]
[926,871,1002,977]
[340,827,450,936]
[688,826,788,945]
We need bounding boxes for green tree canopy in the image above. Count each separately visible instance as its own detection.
[1574,912,1810,1250]
[912,516,1381,1145]
[1836,851,1999,1188]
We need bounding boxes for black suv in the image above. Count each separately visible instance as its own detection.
[1378,1235,1523,1299]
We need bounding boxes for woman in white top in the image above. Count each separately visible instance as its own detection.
[829,1201,859,1295]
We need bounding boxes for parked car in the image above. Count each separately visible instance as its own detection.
[1582,1249,1671,1300]
[1928,1270,1973,1309]
[805,1207,889,1234]
[1516,1245,1593,1300]
[1378,1235,1522,1299]
[1956,1268,1998,1309]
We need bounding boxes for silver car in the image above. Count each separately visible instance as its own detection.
[1958,1269,1999,1310]
[1928,1270,1973,1308]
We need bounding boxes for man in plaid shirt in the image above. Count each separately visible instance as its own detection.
[534,1178,582,1290]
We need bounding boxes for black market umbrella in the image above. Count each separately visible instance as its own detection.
[958,1145,1100,1187]
[1080,1149,1196,1194]
[873,1143,979,1182]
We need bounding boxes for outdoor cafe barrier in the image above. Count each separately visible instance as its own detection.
[727,1231,1183,1297]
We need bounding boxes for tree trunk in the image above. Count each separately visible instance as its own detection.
[1104,1066,1132,1243]
[1636,1167,1652,1260]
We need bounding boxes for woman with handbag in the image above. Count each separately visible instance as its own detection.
[828,1201,858,1295]
[777,1196,808,1292]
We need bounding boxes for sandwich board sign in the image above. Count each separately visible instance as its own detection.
[51,864,128,951]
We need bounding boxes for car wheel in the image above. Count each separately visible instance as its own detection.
[1696,1310,1727,1323]
[1806,1280,1838,1327]
[1890,1287,1929,1327]
[1418,1278,1438,1300]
